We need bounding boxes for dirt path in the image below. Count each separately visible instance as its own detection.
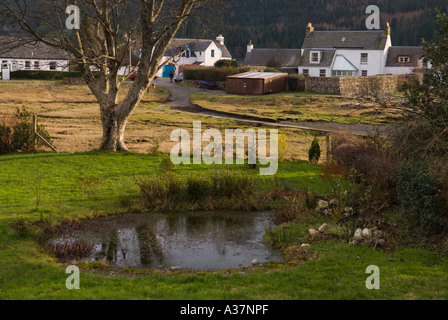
[156,78,391,136]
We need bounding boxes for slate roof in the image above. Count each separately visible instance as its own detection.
[302,31,388,50]
[386,46,423,67]
[299,49,336,67]
[0,36,69,60]
[243,49,301,68]
[165,38,232,58]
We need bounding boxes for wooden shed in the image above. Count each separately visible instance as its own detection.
[226,72,288,95]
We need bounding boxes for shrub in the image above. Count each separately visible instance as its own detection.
[11,70,83,80]
[395,162,445,229]
[0,107,52,154]
[264,67,282,73]
[183,66,233,82]
[308,136,321,163]
[214,59,238,68]
[287,74,306,91]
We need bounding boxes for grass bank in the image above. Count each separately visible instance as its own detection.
[0,152,447,299]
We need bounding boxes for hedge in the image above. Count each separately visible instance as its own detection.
[287,74,306,92]
[10,70,83,80]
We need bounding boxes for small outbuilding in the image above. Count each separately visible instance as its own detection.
[226,72,288,95]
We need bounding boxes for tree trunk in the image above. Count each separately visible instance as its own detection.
[99,105,129,152]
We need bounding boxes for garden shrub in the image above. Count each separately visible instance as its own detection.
[395,162,445,230]
[287,74,305,91]
[308,136,321,163]
[0,107,52,154]
[214,59,238,68]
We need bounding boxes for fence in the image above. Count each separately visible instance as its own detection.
[0,113,57,152]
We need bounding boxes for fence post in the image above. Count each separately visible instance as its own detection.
[32,114,37,150]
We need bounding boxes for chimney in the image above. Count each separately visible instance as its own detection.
[216,34,224,45]
[306,22,314,36]
[247,40,254,53]
[384,22,391,37]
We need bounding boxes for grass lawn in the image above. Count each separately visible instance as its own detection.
[191,93,404,125]
[0,152,447,300]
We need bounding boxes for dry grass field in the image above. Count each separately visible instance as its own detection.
[191,93,404,125]
[0,81,325,161]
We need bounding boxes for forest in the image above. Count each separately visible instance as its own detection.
[179,0,448,59]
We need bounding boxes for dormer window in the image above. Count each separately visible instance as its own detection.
[398,56,410,63]
[311,51,321,64]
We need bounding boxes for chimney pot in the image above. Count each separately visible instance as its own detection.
[306,22,314,35]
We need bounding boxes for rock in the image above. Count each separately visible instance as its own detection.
[314,207,322,214]
[317,200,329,209]
[329,199,337,207]
[362,228,372,238]
[308,229,319,236]
[324,209,333,217]
[252,259,260,266]
[344,207,353,213]
[301,243,310,248]
[373,230,383,238]
[318,223,329,233]
[354,228,363,241]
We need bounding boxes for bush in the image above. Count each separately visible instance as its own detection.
[214,59,238,68]
[0,107,52,154]
[308,136,321,163]
[263,68,282,73]
[183,67,235,82]
[11,70,83,80]
[395,162,445,229]
[287,74,305,91]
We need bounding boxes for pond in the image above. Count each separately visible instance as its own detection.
[48,211,284,271]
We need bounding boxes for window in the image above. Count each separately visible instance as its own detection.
[398,56,410,63]
[302,69,309,75]
[311,52,320,63]
[50,62,57,70]
[211,50,215,58]
[25,61,31,69]
[34,61,40,70]
[362,70,368,76]
[361,53,368,64]
[319,69,326,77]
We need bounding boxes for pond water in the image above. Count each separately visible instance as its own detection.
[49,211,283,271]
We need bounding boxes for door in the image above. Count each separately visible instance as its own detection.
[162,64,175,78]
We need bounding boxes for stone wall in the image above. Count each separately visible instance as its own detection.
[305,77,341,94]
[305,75,417,97]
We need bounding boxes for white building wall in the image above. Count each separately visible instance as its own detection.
[0,58,69,72]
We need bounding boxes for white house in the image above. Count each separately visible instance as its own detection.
[298,23,430,77]
[243,23,430,78]
[155,35,233,77]
[0,37,69,75]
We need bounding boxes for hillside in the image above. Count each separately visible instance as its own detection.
[180,0,448,59]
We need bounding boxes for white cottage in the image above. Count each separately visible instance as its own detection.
[298,23,430,77]
[0,37,69,75]
[155,35,233,77]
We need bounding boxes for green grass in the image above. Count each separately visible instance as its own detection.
[0,152,447,299]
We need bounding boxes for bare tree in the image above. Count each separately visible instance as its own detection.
[0,0,227,151]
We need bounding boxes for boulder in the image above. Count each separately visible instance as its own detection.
[354,228,363,241]
[317,200,329,209]
[362,228,372,238]
[308,229,319,236]
[252,259,260,266]
[318,223,329,233]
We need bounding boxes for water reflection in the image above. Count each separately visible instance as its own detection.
[49,212,283,271]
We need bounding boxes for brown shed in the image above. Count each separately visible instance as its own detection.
[226,72,288,95]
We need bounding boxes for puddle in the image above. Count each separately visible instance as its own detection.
[48,212,283,271]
